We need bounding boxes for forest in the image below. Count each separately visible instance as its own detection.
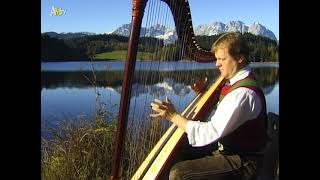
[41,32,278,62]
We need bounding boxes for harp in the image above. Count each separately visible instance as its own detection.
[111,0,225,179]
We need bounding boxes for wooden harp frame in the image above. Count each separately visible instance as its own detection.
[131,76,224,179]
[111,0,224,179]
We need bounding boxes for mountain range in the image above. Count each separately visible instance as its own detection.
[111,20,277,44]
[43,20,277,43]
[43,32,96,39]
[194,21,276,40]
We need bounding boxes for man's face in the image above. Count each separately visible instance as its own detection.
[214,48,242,79]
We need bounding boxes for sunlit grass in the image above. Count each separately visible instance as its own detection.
[41,113,167,179]
[95,50,154,60]
[41,115,117,180]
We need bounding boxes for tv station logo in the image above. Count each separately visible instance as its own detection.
[50,6,67,16]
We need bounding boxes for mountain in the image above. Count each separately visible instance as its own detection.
[111,23,177,44]
[43,32,96,39]
[248,22,276,40]
[195,21,277,40]
[195,22,226,36]
[109,24,132,37]
[111,20,277,43]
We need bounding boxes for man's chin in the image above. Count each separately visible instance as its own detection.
[222,75,231,80]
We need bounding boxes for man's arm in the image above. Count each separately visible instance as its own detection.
[186,88,262,146]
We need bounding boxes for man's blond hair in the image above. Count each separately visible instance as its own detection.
[211,32,249,63]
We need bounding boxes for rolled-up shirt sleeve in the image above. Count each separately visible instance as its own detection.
[185,87,261,147]
[186,120,220,146]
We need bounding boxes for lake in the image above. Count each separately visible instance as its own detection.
[41,61,279,139]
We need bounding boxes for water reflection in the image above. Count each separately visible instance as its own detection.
[41,63,279,138]
[41,67,278,95]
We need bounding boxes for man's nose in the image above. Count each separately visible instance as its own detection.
[216,60,221,67]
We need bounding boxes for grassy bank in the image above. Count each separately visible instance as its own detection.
[41,115,117,180]
[41,59,168,179]
[95,50,154,60]
[41,113,166,179]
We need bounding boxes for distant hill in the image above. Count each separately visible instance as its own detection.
[41,29,278,62]
[41,33,130,62]
[43,32,97,39]
[110,20,277,44]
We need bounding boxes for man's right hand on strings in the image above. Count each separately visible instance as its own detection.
[150,96,177,121]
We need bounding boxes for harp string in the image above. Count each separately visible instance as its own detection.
[143,0,164,157]
[116,0,217,179]
[125,0,154,175]
[118,0,170,178]
[175,0,195,111]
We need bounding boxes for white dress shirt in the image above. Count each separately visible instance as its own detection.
[186,66,262,147]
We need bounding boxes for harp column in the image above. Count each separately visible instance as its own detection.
[110,0,147,179]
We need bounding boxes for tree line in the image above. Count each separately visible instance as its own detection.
[41,32,278,62]
[195,33,278,62]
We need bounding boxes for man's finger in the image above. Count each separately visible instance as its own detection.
[150,113,161,118]
[162,100,170,106]
[151,101,165,107]
[154,99,163,104]
[151,102,160,109]
[151,104,160,111]
[152,105,166,112]
[166,96,171,103]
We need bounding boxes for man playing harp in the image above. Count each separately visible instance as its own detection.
[151,32,267,180]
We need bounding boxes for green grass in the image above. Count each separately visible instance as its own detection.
[95,50,154,60]
[41,112,166,179]
[41,116,117,180]
[95,50,127,60]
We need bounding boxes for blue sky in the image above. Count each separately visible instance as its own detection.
[41,0,279,40]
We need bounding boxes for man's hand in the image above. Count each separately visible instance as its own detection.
[150,96,177,121]
[192,77,209,94]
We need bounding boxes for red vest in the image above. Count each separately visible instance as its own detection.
[218,73,268,153]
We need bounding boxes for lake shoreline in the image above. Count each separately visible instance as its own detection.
[41,61,279,72]
[41,59,279,63]
[42,63,279,133]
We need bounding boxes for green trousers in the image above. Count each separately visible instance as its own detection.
[169,150,259,180]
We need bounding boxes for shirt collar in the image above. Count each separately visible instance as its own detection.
[228,65,251,85]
